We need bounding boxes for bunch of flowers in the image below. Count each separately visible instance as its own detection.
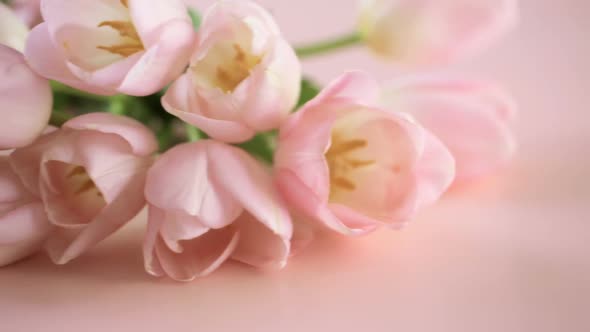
[0,0,517,281]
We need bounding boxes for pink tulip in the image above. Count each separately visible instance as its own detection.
[24,0,196,96]
[381,76,516,182]
[144,140,292,281]
[0,3,29,52]
[162,1,301,143]
[10,0,42,28]
[0,44,52,150]
[0,155,51,266]
[358,0,518,65]
[10,113,158,264]
[275,71,455,236]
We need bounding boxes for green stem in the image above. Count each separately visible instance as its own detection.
[108,95,127,115]
[185,124,203,142]
[295,32,363,58]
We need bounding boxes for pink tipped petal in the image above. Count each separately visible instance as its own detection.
[154,227,240,282]
[145,142,243,229]
[0,45,52,150]
[232,212,290,269]
[0,3,29,52]
[0,202,50,245]
[64,113,158,156]
[207,142,293,240]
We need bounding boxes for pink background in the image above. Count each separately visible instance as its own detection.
[1,0,589,331]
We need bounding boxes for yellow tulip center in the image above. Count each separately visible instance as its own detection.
[214,43,262,93]
[97,0,144,57]
[325,133,375,199]
[65,165,104,198]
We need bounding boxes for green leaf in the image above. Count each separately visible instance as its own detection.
[296,78,321,110]
[237,132,276,164]
[188,8,202,31]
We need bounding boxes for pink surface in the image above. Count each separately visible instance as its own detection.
[1,1,590,331]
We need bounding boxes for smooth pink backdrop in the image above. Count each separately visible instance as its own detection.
[1,0,589,331]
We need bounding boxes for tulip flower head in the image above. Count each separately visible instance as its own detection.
[25,0,196,95]
[358,0,518,65]
[144,140,293,281]
[163,0,301,143]
[275,72,455,235]
[10,113,158,264]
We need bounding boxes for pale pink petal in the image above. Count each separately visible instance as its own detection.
[306,71,381,110]
[276,169,375,236]
[231,212,290,269]
[207,141,293,240]
[9,130,62,196]
[0,3,29,52]
[198,0,280,39]
[24,23,115,95]
[0,202,50,245]
[64,113,158,156]
[162,78,256,143]
[359,0,518,65]
[239,37,301,131]
[144,142,243,229]
[10,0,42,28]
[118,19,196,96]
[383,78,516,181]
[154,226,240,281]
[0,45,52,150]
[414,130,456,206]
[143,205,165,277]
[46,161,147,264]
[127,0,191,46]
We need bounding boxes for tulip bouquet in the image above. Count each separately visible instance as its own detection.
[0,0,517,281]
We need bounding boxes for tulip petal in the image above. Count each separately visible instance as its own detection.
[64,113,158,156]
[154,226,240,281]
[0,3,29,52]
[207,142,293,240]
[0,201,50,245]
[144,142,243,229]
[383,77,515,181]
[276,169,375,236]
[127,0,191,46]
[9,130,62,196]
[24,23,114,95]
[0,45,52,150]
[231,212,290,269]
[162,76,256,143]
[46,163,147,264]
[118,19,195,96]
